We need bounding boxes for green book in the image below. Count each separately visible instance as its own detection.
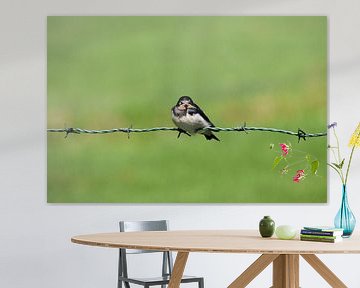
[300,234,340,240]
[300,235,342,243]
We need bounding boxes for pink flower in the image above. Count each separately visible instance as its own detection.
[293,169,305,183]
[280,143,289,157]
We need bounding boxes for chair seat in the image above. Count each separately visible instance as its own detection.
[119,274,203,286]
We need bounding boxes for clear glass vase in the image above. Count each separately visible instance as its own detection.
[334,185,356,237]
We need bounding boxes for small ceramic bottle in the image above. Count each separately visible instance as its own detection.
[259,216,275,238]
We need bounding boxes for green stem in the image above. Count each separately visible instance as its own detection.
[333,127,342,164]
[329,148,345,183]
[330,148,339,164]
[345,145,356,185]
[327,163,345,184]
[331,127,346,183]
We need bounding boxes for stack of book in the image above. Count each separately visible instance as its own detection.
[300,226,344,243]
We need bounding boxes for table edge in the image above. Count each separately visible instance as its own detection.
[71,234,360,255]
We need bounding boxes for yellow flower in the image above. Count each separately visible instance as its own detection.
[349,122,360,148]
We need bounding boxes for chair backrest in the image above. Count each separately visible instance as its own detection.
[119,220,169,254]
[118,220,174,282]
[120,220,168,232]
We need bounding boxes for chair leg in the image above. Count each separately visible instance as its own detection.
[199,278,204,288]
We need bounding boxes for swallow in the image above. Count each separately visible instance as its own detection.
[171,96,220,141]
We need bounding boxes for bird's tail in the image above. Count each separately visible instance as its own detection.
[204,133,220,141]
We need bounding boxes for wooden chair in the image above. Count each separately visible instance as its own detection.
[118,220,204,288]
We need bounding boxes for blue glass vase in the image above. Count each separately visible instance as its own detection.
[334,185,356,237]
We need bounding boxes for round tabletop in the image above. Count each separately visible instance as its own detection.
[71,230,360,254]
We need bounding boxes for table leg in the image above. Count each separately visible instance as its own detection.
[228,254,279,288]
[272,254,299,288]
[229,253,348,288]
[168,251,189,288]
[301,254,347,288]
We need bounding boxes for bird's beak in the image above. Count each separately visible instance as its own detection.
[178,104,187,110]
[178,103,194,110]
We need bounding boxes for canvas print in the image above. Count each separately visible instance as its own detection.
[47,16,327,203]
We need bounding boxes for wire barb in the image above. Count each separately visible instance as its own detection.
[297,128,307,143]
[127,125,132,139]
[47,125,327,141]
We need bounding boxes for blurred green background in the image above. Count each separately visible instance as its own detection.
[47,16,327,203]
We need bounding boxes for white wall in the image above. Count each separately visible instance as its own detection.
[1,1,360,287]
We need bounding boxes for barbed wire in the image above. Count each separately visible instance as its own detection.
[47,125,327,142]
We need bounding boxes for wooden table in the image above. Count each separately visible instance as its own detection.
[72,230,360,288]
